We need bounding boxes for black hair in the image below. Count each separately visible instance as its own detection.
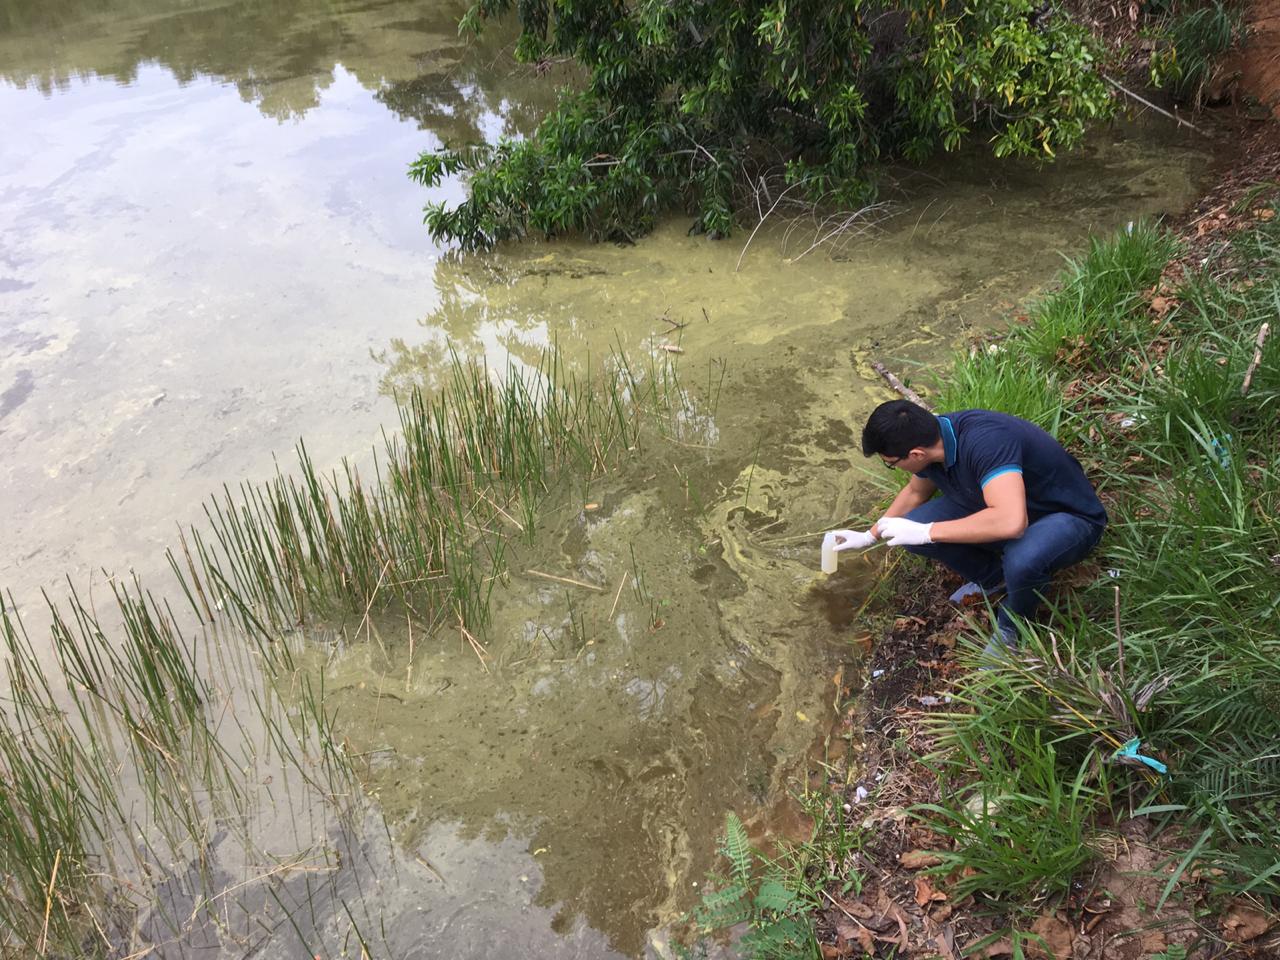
[860,400,940,457]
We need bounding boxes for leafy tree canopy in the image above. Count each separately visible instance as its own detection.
[410,0,1117,249]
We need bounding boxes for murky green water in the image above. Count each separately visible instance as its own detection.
[0,1,1210,956]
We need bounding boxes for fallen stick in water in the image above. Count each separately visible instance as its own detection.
[526,569,605,591]
[870,360,932,411]
[1102,75,1209,136]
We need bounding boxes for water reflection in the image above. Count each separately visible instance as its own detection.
[0,0,554,138]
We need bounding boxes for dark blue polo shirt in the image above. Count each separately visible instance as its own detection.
[916,411,1107,528]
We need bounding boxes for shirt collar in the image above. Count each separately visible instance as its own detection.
[938,415,957,468]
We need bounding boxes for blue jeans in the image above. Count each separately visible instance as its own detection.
[902,497,1104,637]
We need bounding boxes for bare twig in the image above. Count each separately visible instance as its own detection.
[458,617,490,673]
[526,569,605,591]
[476,488,525,532]
[415,854,448,886]
[908,197,937,243]
[38,848,61,955]
[735,178,812,272]
[1114,584,1125,686]
[870,360,932,410]
[189,856,335,922]
[406,611,415,693]
[1241,321,1271,398]
[789,203,892,262]
[357,558,393,648]
[1103,75,1208,136]
[607,572,628,621]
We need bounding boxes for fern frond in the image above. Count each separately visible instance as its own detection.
[722,812,753,890]
[738,915,817,960]
[753,877,801,915]
[691,882,750,930]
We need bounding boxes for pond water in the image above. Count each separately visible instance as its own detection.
[0,1,1210,957]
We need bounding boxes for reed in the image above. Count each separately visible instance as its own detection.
[1,574,368,955]
[176,347,682,644]
[0,344,690,955]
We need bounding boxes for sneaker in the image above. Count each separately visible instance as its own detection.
[949,581,1005,604]
[979,629,1018,669]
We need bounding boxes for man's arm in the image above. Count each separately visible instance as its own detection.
[928,472,1028,543]
[870,474,936,537]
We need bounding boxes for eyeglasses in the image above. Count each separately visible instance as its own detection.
[882,454,907,469]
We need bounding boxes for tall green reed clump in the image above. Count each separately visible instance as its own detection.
[921,214,1280,903]
[176,348,683,640]
[0,576,362,956]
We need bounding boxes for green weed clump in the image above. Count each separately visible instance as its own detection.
[936,220,1175,443]
[1159,1,1247,106]
[176,348,684,639]
[920,213,1280,905]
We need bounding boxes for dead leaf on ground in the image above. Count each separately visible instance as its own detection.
[966,938,1013,958]
[819,943,845,959]
[832,897,876,922]
[913,875,947,907]
[873,891,911,949]
[932,923,958,960]
[1255,208,1276,221]
[833,915,874,956]
[1149,295,1177,319]
[900,850,944,869]
[1222,902,1273,942]
[1027,914,1074,960]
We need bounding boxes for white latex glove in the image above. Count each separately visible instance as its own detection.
[828,529,877,552]
[877,517,934,546]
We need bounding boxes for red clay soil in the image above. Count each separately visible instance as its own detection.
[1233,0,1280,116]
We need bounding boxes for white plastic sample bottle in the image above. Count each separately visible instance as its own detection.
[821,532,839,574]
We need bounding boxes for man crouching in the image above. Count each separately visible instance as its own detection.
[842,400,1107,655]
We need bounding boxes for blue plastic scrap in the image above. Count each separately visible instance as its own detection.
[1114,738,1168,775]
[1210,435,1232,469]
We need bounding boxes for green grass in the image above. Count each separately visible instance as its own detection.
[1163,1,1247,106]
[915,213,1280,907]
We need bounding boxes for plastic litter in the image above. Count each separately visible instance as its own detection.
[1114,737,1168,775]
[1210,435,1232,469]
